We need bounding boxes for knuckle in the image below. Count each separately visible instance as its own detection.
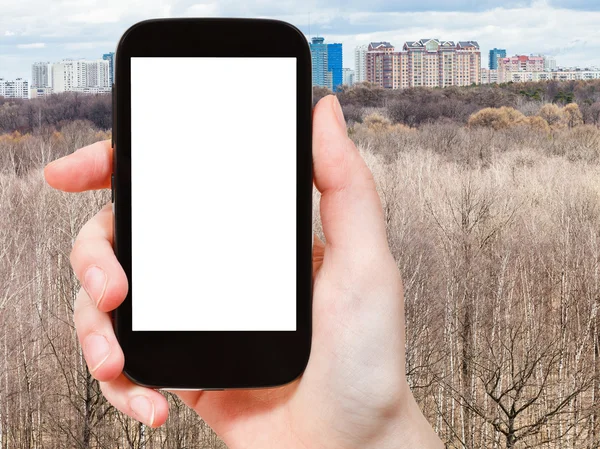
[73,290,90,325]
[69,238,85,267]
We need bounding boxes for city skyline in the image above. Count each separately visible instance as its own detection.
[4,39,598,89]
[2,1,600,80]
[0,43,596,100]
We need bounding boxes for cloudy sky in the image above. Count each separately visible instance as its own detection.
[2,0,600,80]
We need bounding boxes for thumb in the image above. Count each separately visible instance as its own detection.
[313,95,388,255]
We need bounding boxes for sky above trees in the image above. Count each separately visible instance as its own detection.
[2,0,600,79]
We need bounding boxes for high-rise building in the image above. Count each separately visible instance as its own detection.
[87,60,110,88]
[327,43,343,91]
[497,54,545,83]
[310,37,328,88]
[0,78,29,99]
[498,55,545,73]
[366,39,481,89]
[354,45,368,83]
[309,37,343,92]
[51,61,73,93]
[489,48,506,70]
[342,68,355,86]
[543,55,557,71]
[481,68,499,84]
[51,59,111,94]
[366,42,404,89]
[31,62,51,88]
[103,52,115,86]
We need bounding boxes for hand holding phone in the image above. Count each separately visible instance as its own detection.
[43,21,444,449]
[45,96,443,449]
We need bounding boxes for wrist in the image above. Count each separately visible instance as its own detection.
[362,384,444,449]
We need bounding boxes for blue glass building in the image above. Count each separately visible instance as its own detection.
[327,43,343,92]
[310,37,328,88]
[489,48,506,70]
[309,37,343,92]
[103,52,115,86]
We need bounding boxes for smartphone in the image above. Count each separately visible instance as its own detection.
[111,18,313,389]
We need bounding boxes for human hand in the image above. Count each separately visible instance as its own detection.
[44,95,443,449]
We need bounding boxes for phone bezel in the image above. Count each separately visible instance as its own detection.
[113,18,313,389]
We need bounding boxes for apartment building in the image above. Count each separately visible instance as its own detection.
[354,44,368,83]
[51,59,111,94]
[366,42,407,89]
[31,62,51,88]
[51,61,75,93]
[544,56,557,71]
[0,78,29,99]
[481,68,499,84]
[30,87,54,99]
[507,69,600,82]
[498,54,545,74]
[366,39,481,89]
[496,54,567,83]
[342,68,355,86]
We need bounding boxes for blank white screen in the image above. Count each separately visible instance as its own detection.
[130,57,296,331]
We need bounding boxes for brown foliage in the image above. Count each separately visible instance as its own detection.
[0,92,112,133]
[563,102,584,128]
[4,86,600,448]
[521,115,551,133]
[347,123,600,448]
[468,106,526,130]
[538,103,565,127]
[326,79,600,128]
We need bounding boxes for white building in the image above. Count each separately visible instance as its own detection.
[30,87,54,99]
[552,69,600,81]
[0,78,29,99]
[480,68,499,84]
[51,59,111,93]
[52,60,74,93]
[86,60,110,88]
[342,68,355,86]
[354,45,368,83]
[31,62,51,88]
[505,71,553,83]
[500,69,600,83]
[543,55,557,71]
[69,87,112,94]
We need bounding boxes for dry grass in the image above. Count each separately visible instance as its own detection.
[2,109,600,447]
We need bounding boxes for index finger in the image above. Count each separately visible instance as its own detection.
[44,140,113,192]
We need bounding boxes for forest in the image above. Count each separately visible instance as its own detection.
[2,80,600,448]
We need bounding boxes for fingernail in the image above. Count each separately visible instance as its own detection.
[130,396,155,427]
[84,333,110,373]
[84,266,107,306]
[331,95,346,131]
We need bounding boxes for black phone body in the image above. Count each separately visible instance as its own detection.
[112,19,313,389]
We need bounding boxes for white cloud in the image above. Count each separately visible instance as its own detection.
[2,0,600,79]
[63,41,115,51]
[67,8,122,24]
[320,3,600,70]
[17,43,46,49]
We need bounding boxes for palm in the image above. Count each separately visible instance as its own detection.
[176,233,408,449]
[174,243,322,447]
